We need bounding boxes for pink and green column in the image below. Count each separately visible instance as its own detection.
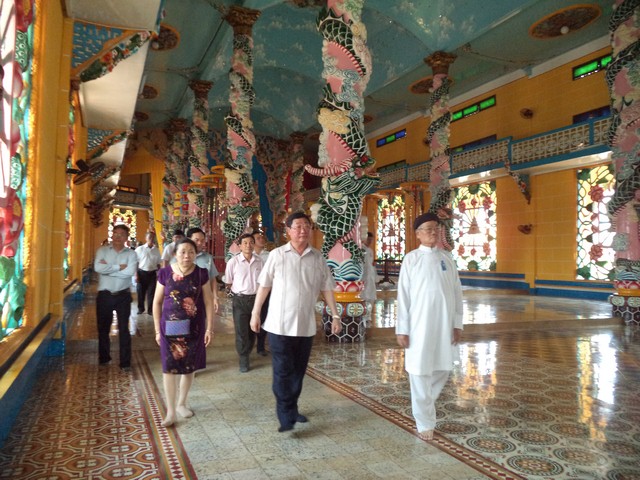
[309,0,380,342]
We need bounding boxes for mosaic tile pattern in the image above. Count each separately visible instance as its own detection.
[307,328,640,479]
[0,351,195,479]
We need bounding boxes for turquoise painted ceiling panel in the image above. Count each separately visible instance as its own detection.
[114,0,613,139]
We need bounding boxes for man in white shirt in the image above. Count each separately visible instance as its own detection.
[161,229,184,267]
[252,229,270,356]
[396,212,463,441]
[134,232,161,315]
[225,233,263,372]
[250,212,342,432]
[94,224,138,369]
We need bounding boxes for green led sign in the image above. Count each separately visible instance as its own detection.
[451,96,496,123]
[573,55,612,80]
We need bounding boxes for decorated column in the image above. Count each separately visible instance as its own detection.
[425,51,456,251]
[164,118,189,236]
[222,6,261,258]
[187,79,213,227]
[310,1,380,342]
[606,1,640,325]
[289,131,306,214]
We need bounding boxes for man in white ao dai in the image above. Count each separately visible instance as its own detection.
[396,212,463,441]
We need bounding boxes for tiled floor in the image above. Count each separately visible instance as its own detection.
[0,284,639,479]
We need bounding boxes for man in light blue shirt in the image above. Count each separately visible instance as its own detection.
[94,224,138,369]
[187,227,219,313]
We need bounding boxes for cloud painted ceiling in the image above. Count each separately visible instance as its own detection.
[71,0,613,144]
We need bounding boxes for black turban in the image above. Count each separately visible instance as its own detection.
[413,212,440,230]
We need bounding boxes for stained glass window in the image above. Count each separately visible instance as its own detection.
[576,165,615,280]
[109,208,137,245]
[451,182,497,271]
[376,194,405,261]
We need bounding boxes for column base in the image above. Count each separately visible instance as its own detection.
[609,293,640,326]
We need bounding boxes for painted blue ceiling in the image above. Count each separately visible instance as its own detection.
[132,0,613,140]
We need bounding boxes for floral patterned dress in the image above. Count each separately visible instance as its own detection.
[158,265,209,374]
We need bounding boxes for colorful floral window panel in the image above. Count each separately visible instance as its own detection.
[109,208,137,245]
[0,1,34,342]
[376,194,405,262]
[451,182,497,271]
[576,165,615,280]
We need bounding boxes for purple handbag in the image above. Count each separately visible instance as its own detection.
[165,318,191,337]
[164,269,203,338]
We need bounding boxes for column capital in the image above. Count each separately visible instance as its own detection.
[169,118,189,133]
[424,51,457,76]
[189,80,213,98]
[289,131,306,144]
[225,6,261,36]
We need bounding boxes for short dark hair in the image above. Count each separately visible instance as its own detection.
[367,232,374,239]
[113,224,130,235]
[285,211,310,228]
[174,237,197,252]
[173,229,185,237]
[187,227,204,238]
[238,233,255,244]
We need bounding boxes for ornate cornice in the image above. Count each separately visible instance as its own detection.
[289,132,306,144]
[424,51,457,76]
[189,80,213,98]
[225,6,261,36]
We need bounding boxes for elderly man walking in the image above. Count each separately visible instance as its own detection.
[250,212,342,432]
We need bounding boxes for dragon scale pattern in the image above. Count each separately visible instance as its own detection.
[223,15,259,258]
[313,0,379,300]
[605,0,640,292]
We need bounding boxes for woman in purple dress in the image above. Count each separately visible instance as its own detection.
[152,238,214,427]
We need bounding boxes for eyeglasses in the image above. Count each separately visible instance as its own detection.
[289,224,311,231]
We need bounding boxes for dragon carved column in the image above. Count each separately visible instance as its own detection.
[289,131,306,214]
[425,51,456,251]
[163,118,189,237]
[310,1,380,342]
[222,6,261,259]
[187,80,212,228]
[606,0,640,325]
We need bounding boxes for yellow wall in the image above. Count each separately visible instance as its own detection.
[365,46,611,285]
[24,1,70,323]
[533,169,580,281]
[496,176,536,285]
[370,47,611,170]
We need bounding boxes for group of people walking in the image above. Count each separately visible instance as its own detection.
[94,211,463,439]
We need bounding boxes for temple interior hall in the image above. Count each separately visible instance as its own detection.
[1,0,640,479]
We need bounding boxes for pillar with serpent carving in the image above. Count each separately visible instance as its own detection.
[310,0,380,342]
[187,80,212,228]
[606,0,640,325]
[222,6,261,259]
[425,52,456,251]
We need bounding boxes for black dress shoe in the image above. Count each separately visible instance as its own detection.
[239,365,249,373]
[137,310,144,315]
[257,350,268,356]
[296,414,308,423]
[278,424,294,432]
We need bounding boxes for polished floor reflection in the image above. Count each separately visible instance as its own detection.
[0,285,638,479]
